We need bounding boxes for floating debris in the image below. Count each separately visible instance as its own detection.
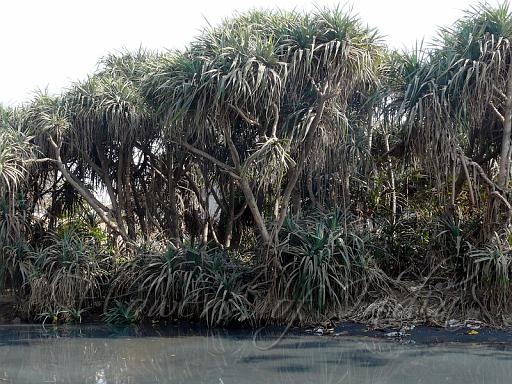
[465,320,483,330]
[308,326,335,336]
[385,331,409,338]
[446,319,484,329]
[446,319,462,328]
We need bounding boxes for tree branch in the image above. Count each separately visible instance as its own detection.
[490,101,505,123]
[173,140,240,180]
[228,104,261,127]
[273,81,332,237]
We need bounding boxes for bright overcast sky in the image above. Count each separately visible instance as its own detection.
[0,0,486,105]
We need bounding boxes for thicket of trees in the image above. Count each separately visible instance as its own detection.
[2,3,512,326]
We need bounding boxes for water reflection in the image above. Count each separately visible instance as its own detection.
[0,324,511,383]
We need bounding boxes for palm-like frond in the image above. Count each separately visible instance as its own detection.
[0,107,35,193]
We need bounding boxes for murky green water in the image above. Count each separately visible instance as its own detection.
[0,325,511,383]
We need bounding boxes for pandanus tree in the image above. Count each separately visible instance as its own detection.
[21,54,213,246]
[145,7,382,246]
[24,52,209,244]
[6,3,512,324]
[0,106,39,291]
[0,106,36,245]
[397,2,512,238]
[0,106,34,196]
[25,52,158,242]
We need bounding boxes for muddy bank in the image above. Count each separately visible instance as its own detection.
[319,322,512,345]
[2,317,512,346]
[3,291,512,345]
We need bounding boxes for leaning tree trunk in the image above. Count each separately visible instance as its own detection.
[384,130,397,225]
[47,136,129,242]
[497,66,512,188]
[273,86,331,238]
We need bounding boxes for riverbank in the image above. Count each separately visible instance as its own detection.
[325,322,512,345]
[4,294,512,344]
[2,315,512,346]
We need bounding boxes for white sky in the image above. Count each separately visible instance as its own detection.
[0,0,483,105]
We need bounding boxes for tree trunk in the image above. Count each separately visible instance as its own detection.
[497,66,512,188]
[384,132,397,225]
[274,90,330,237]
[123,148,136,239]
[220,125,271,244]
[239,178,271,243]
[97,146,127,237]
[224,181,235,248]
[167,177,180,241]
[48,137,129,241]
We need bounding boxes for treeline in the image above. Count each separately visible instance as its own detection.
[1,3,512,326]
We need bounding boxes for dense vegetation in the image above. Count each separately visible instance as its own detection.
[2,3,512,327]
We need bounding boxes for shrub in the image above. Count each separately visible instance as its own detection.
[467,232,512,311]
[269,211,389,321]
[108,242,253,326]
[103,301,139,325]
[26,228,110,316]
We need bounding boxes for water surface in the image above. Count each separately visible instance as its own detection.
[0,324,511,383]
